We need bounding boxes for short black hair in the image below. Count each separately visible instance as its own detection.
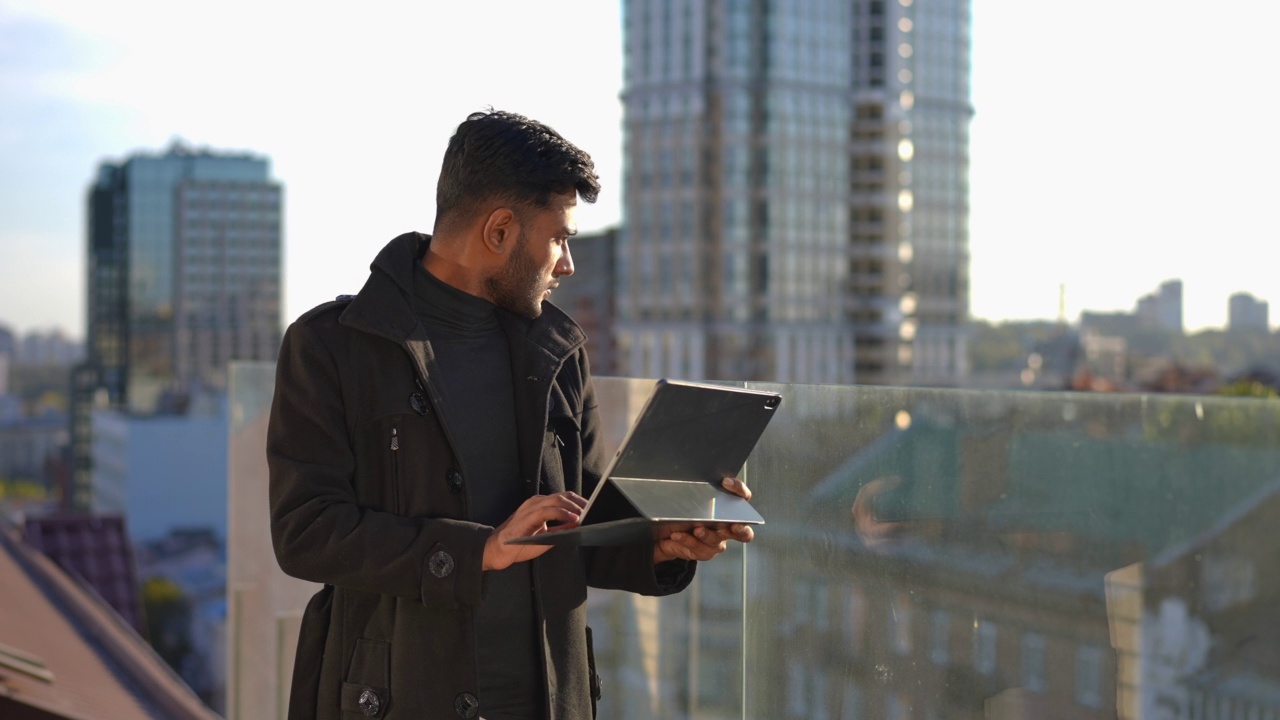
[434,110,600,231]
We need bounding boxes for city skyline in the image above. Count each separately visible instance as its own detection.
[1,0,1278,339]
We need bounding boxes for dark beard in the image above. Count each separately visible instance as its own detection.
[484,232,545,319]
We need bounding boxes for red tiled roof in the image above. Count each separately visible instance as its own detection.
[0,524,218,719]
[23,514,143,632]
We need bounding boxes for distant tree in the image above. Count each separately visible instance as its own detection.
[141,576,194,675]
[1219,379,1279,400]
[969,320,1064,373]
[0,477,47,501]
[8,365,71,412]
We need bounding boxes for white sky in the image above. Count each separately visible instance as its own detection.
[0,0,1276,338]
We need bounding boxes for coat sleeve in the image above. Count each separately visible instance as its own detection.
[267,318,490,609]
[575,356,695,596]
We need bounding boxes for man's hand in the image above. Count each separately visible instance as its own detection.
[483,492,587,571]
[653,477,755,563]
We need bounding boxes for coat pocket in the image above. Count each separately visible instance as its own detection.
[545,410,582,494]
[340,638,391,718]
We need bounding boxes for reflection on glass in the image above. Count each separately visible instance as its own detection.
[743,382,1280,720]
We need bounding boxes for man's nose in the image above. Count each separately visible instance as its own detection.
[555,246,574,277]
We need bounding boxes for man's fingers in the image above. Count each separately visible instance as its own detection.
[506,494,587,537]
[521,491,586,511]
[660,535,705,561]
[525,506,580,532]
[721,477,752,501]
[670,530,728,560]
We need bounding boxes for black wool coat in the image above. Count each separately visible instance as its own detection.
[267,233,694,720]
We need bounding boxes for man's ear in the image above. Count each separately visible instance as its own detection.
[481,207,518,255]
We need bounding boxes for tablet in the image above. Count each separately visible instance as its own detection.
[507,379,780,547]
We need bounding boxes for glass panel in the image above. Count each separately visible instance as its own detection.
[227,361,321,720]
[744,382,1280,720]
[227,370,1280,719]
[588,376,747,720]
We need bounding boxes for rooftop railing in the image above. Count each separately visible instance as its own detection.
[228,363,1280,720]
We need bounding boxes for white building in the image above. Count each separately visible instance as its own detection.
[91,392,229,541]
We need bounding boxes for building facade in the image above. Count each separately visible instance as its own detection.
[617,0,972,384]
[551,228,621,376]
[1228,292,1269,332]
[71,144,282,509]
[90,394,229,541]
[1136,280,1183,334]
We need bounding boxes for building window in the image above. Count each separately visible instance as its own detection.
[929,609,949,665]
[787,659,809,717]
[844,587,864,653]
[1021,633,1046,693]
[890,593,912,655]
[886,694,907,720]
[812,672,830,720]
[973,619,997,676]
[813,581,830,632]
[840,681,863,720]
[1076,645,1103,708]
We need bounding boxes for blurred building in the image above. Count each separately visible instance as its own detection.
[1135,279,1183,334]
[17,329,82,366]
[0,413,67,484]
[136,527,228,712]
[0,325,12,397]
[616,0,972,385]
[1080,311,1142,338]
[90,392,228,541]
[0,353,10,408]
[70,143,282,510]
[1081,280,1184,340]
[1229,292,1270,332]
[552,228,620,376]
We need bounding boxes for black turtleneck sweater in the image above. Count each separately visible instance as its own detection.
[412,263,542,720]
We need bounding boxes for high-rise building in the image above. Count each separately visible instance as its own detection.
[70,143,282,509]
[550,228,620,376]
[617,0,972,385]
[1228,292,1269,332]
[1136,279,1182,334]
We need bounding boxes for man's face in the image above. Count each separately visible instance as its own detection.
[484,193,577,319]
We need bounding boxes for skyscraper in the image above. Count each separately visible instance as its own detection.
[70,143,282,509]
[617,0,972,385]
[1135,279,1182,334]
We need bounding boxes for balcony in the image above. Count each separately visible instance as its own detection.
[228,363,1280,720]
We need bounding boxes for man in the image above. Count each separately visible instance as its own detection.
[268,110,754,720]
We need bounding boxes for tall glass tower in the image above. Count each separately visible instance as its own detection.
[618,0,971,385]
[71,143,282,509]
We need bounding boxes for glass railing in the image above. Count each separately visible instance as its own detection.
[228,363,1280,720]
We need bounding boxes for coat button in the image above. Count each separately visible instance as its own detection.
[446,469,464,494]
[454,692,479,718]
[357,688,381,717]
[409,392,429,415]
[428,550,455,578]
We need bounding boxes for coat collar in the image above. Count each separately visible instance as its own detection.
[338,232,587,363]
